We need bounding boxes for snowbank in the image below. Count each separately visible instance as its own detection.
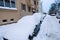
[33,15,60,40]
[0,13,42,40]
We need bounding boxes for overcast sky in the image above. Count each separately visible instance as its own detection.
[42,0,55,13]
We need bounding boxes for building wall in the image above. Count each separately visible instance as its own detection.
[0,0,38,25]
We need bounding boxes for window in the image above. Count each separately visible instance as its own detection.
[28,6,31,12]
[21,3,26,11]
[11,0,16,8]
[5,0,10,7]
[2,19,7,22]
[0,0,4,7]
[34,1,36,5]
[0,0,16,8]
[37,2,38,5]
[10,19,14,21]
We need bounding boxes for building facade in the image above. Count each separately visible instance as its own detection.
[0,0,38,25]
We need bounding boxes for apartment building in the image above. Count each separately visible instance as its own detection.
[0,0,38,25]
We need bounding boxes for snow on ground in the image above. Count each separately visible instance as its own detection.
[0,13,60,40]
[0,13,42,40]
[33,15,60,40]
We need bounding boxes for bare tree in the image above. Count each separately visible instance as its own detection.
[49,3,56,16]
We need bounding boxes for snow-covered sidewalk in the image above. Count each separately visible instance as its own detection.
[33,15,60,40]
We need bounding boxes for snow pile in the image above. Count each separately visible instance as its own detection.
[32,13,42,24]
[33,15,60,40]
[0,13,60,40]
[0,13,42,40]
